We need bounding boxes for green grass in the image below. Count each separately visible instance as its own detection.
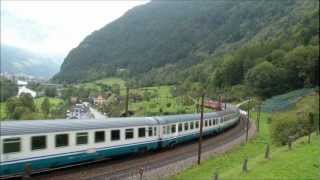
[171,93,319,180]
[129,86,211,116]
[220,134,320,180]
[0,102,7,120]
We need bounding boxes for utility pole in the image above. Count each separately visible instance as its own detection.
[198,93,205,165]
[125,87,129,117]
[246,97,250,143]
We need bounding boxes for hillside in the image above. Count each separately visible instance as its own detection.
[53,0,319,98]
[172,92,319,180]
[1,44,63,79]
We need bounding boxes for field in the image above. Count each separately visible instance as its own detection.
[79,77,127,95]
[129,86,212,116]
[171,92,319,180]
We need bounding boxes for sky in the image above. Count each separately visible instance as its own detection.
[1,0,149,58]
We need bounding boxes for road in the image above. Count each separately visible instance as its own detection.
[89,107,107,119]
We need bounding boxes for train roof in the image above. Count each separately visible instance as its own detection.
[0,117,157,136]
[155,111,233,125]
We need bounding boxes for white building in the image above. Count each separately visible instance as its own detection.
[17,86,37,98]
[17,80,28,86]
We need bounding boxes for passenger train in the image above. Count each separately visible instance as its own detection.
[0,104,240,178]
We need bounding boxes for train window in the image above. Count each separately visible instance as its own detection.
[209,120,212,126]
[3,138,21,154]
[31,136,46,150]
[171,124,176,133]
[125,129,134,139]
[163,126,166,135]
[195,121,199,128]
[205,120,208,127]
[184,122,189,131]
[153,127,157,136]
[166,126,171,134]
[111,130,120,141]
[138,128,146,138]
[190,122,194,129]
[148,127,153,137]
[55,134,69,148]
[178,123,183,132]
[213,119,216,125]
[95,131,105,143]
[76,132,88,145]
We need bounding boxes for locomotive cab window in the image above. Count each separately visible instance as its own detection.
[76,132,88,145]
[55,134,69,148]
[31,136,46,150]
[138,127,146,138]
[125,128,134,139]
[95,131,105,143]
[3,138,21,154]
[111,130,120,141]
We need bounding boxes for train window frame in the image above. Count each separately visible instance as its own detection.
[195,121,199,128]
[148,127,153,137]
[171,124,176,133]
[55,134,69,148]
[111,129,120,141]
[166,126,170,134]
[76,132,88,145]
[31,135,47,151]
[2,137,21,154]
[184,122,189,131]
[138,127,146,138]
[125,128,134,140]
[163,126,166,135]
[153,127,157,136]
[209,119,212,126]
[178,123,183,132]
[95,131,105,143]
[190,121,194,129]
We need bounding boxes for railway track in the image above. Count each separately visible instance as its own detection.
[29,116,252,180]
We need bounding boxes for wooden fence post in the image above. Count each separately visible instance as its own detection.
[265,143,270,159]
[242,157,248,173]
[213,170,219,180]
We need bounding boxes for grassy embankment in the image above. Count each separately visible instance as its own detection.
[172,91,319,180]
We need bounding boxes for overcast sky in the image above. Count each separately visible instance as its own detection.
[1,0,148,57]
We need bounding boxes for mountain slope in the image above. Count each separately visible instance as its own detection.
[53,0,318,86]
[1,45,63,79]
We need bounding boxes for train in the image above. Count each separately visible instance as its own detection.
[0,104,241,178]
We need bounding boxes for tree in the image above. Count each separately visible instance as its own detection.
[0,77,18,102]
[45,87,57,97]
[41,98,51,118]
[19,93,36,112]
[245,61,288,98]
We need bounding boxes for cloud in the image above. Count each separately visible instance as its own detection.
[1,0,149,56]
